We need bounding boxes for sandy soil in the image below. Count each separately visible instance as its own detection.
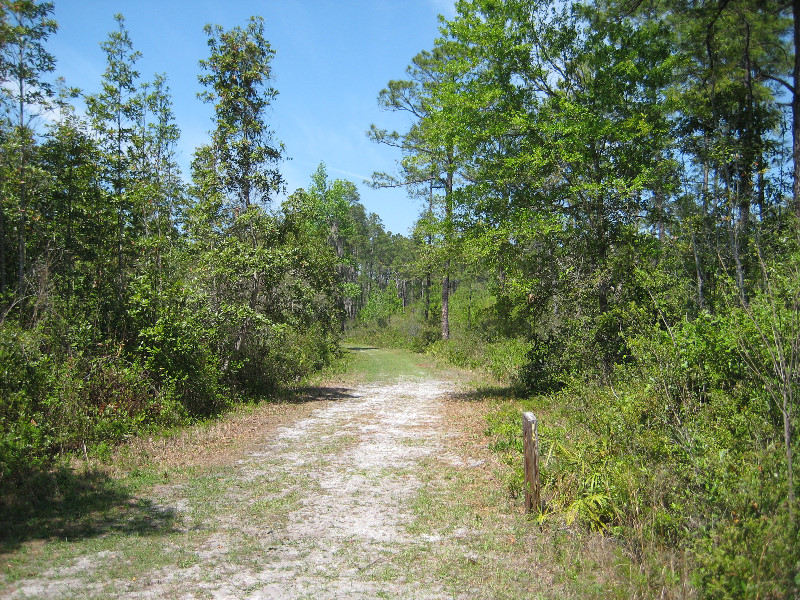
[220,378,460,599]
[5,373,505,599]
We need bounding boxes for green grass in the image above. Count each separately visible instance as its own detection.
[343,345,434,382]
[342,344,472,385]
[378,421,675,600]
[0,444,315,598]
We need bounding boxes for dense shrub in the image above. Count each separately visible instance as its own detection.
[484,310,800,597]
[0,324,173,480]
[0,326,51,479]
[358,288,403,329]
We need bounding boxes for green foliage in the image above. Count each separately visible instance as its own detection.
[484,298,800,596]
[133,297,226,418]
[693,488,799,599]
[0,321,185,482]
[0,325,49,478]
[44,354,164,449]
[0,12,348,484]
[1,2,798,597]
[198,15,283,208]
[358,288,402,329]
[517,333,570,394]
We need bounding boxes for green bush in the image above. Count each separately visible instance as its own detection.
[348,299,437,352]
[138,316,226,417]
[0,325,51,479]
[44,354,180,450]
[484,337,532,382]
[693,489,799,599]
[517,332,569,393]
[427,334,482,369]
[0,327,166,478]
[484,314,800,598]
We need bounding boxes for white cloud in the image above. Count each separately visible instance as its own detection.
[327,166,371,182]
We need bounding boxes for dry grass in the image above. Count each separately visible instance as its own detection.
[87,391,341,476]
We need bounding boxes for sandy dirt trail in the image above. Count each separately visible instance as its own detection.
[5,356,521,600]
[226,378,463,599]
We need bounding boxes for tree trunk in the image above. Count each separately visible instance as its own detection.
[17,63,26,294]
[441,264,450,340]
[693,155,711,311]
[735,179,751,303]
[654,190,665,242]
[424,175,434,322]
[66,155,74,307]
[17,175,26,293]
[424,273,430,321]
[0,205,6,296]
[691,229,705,310]
[441,156,454,341]
[116,101,124,285]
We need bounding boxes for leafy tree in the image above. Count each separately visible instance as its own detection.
[660,0,791,301]
[0,0,56,300]
[85,13,142,309]
[130,73,183,324]
[193,17,335,386]
[40,85,107,320]
[420,0,679,367]
[283,163,360,323]
[198,15,284,210]
[369,48,468,340]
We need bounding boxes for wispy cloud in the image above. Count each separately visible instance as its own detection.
[327,166,371,182]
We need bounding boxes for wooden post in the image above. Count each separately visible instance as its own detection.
[522,412,540,514]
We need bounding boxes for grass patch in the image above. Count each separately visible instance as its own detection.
[483,384,702,598]
[342,344,473,386]
[0,377,333,599]
[344,345,435,383]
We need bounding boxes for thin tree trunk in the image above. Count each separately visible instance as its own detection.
[66,152,74,306]
[17,184,25,292]
[424,273,430,321]
[116,100,124,285]
[441,157,454,341]
[440,265,450,342]
[655,190,665,242]
[424,174,433,321]
[735,175,751,303]
[0,204,6,296]
[691,229,705,310]
[693,155,711,311]
[17,58,27,294]
[782,393,795,516]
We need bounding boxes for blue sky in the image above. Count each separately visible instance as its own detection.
[47,0,455,235]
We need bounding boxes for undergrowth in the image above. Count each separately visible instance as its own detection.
[484,373,800,599]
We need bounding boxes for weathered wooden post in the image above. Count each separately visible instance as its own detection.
[522,412,540,514]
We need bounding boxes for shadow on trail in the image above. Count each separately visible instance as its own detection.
[277,386,359,404]
[0,465,179,555]
[345,346,378,351]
